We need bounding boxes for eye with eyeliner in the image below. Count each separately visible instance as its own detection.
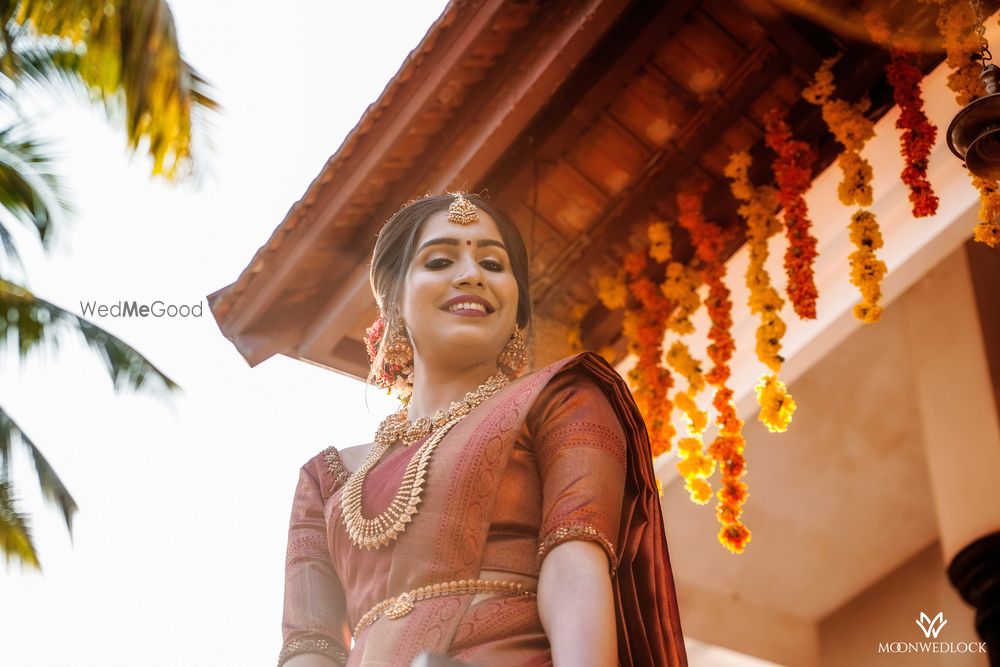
[424,257,505,271]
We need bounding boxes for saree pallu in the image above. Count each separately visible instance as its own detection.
[281,351,687,666]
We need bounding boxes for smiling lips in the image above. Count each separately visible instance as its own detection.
[440,296,494,318]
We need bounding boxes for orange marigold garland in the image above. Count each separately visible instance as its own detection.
[802,56,888,323]
[676,187,751,553]
[724,150,797,433]
[866,12,939,218]
[764,108,820,320]
[623,242,676,456]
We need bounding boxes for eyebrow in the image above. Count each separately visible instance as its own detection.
[417,237,508,253]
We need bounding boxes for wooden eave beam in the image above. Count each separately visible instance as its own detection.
[295,0,634,364]
[218,0,510,347]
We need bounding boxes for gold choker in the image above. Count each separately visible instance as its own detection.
[342,370,511,551]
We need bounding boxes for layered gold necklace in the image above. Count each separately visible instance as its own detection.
[342,370,510,550]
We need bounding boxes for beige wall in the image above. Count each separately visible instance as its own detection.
[819,543,986,666]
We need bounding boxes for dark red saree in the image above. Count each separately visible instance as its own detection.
[281,351,687,666]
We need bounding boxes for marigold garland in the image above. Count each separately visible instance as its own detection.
[922,0,1000,247]
[622,242,676,456]
[677,187,751,553]
[922,0,985,107]
[666,339,713,504]
[866,12,939,218]
[724,151,797,433]
[648,221,673,263]
[660,261,702,335]
[848,211,889,323]
[754,375,796,433]
[596,269,628,310]
[803,57,887,323]
[764,108,820,320]
[971,176,1000,247]
[565,302,589,352]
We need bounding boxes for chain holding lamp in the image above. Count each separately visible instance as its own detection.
[947,0,1000,177]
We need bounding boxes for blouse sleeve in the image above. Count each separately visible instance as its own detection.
[279,453,351,667]
[529,367,628,575]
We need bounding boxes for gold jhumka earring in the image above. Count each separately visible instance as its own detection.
[382,319,414,370]
[498,326,528,377]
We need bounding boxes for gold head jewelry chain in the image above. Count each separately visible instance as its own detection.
[342,370,510,550]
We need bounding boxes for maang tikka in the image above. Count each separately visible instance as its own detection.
[448,193,479,225]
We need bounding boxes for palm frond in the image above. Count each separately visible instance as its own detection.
[0,121,74,253]
[0,404,77,536]
[5,37,90,100]
[0,478,41,570]
[12,0,221,181]
[0,277,181,395]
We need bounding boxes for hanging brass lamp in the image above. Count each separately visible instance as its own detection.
[947,0,1000,178]
[947,65,1000,178]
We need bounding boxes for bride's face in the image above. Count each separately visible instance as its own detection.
[400,208,519,368]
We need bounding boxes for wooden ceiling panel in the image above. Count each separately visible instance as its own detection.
[703,0,768,47]
[565,115,654,197]
[607,66,692,149]
[533,161,609,236]
[651,8,749,101]
[744,72,808,128]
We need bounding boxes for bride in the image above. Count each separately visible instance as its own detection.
[279,193,687,667]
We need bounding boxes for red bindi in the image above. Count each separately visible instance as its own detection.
[466,240,472,245]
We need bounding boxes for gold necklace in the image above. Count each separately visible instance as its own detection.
[343,370,510,551]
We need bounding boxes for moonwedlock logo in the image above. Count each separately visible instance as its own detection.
[916,611,947,638]
[80,300,203,318]
[876,611,986,654]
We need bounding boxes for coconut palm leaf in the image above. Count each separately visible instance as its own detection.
[0,478,40,570]
[11,0,221,180]
[3,38,89,100]
[0,405,76,536]
[0,121,73,259]
[0,277,180,394]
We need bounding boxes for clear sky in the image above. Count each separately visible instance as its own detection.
[0,2,448,665]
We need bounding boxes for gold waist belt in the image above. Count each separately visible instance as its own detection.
[354,578,537,637]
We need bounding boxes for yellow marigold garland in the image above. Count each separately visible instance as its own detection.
[922,0,985,107]
[922,0,1000,246]
[848,211,889,322]
[803,56,887,323]
[648,221,673,263]
[596,268,628,310]
[660,261,702,335]
[677,187,751,553]
[724,151,797,433]
[565,302,589,352]
[666,339,714,504]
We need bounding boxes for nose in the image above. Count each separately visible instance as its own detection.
[453,253,484,287]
